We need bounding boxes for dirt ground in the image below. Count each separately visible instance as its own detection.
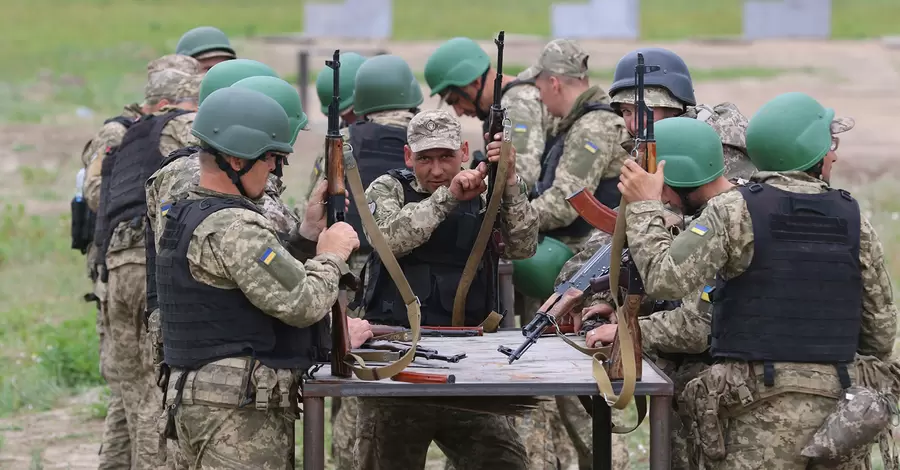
[1,38,898,469]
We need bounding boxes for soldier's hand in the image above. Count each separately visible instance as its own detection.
[449,167,488,201]
[618,159,665,203]
[316,221,359,260]
[570,301,616,332]
[586,324,617,348]
[301,180,351,240]
[347,318,374,349]
[484,131,518,187]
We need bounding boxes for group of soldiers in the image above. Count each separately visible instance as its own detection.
[75,22,900,470]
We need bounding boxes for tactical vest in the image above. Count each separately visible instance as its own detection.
[346,121,408,252]
[710,183,862,388]
[363,169,494,327]
[530,103,621,238]
[157,196,329,371]
[93,110,191,259]
[145,145,202,318]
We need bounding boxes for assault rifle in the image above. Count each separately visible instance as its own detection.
[324,50,353,378]
[371,325,483,341]
[354,340,467,363]
[498,243,628,363]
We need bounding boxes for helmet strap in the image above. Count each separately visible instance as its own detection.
[671,185,702,217]
[806,160,825,180]
[209,147,259,198]
[472,69,490,121]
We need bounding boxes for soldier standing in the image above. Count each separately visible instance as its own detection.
[618,92,897,469]
[175,26,237,71]
[157,86,366,467]
[354,109,538,470]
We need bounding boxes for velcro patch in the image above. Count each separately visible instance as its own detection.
[259,247,277,265]
[700,285,714,303]
[584,141,598,154]
[368,201,376,214]
[161,202,172,217]
[514,124,528,133]
[257,245,302,291]
[690,223,709,236]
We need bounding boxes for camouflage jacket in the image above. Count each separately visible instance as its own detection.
[501,80,549,189]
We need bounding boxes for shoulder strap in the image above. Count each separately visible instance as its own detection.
[159,146,201,171]
[583,102,616,114]
[103,115,135,129]
[500,78,534,97]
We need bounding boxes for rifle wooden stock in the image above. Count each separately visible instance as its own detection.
[391,371,456,384]
[541,323,575,336]
[607,293,643,380]
[567,189,618,235]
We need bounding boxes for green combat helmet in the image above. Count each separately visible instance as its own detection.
[655,117,725,187]
[231,76,307,145]
[176,26,236,60]
[315,52,367,115]
[511,236,574,299]
[192,87,294,160]
[424,37,490,96]
[353,55,424,116]
[746,92,851,172]
[199,59,279,104]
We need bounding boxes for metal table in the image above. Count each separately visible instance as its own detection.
[302,330,674,469]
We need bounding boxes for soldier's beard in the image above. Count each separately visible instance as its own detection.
[672,186,701,217]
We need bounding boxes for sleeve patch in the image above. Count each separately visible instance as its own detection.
[257,245,303,291]
[584,141,599,154]
[700,285,714,303]
[689,224,709,236]
[161,202,172,216]
[313,162,322,176]
[514,124,528,133]
[259,247,277,265]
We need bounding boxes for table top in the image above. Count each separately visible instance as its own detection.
[303,329,674,398]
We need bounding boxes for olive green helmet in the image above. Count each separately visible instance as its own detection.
[315,52,367,115]
[511,237,574,298]
[191,87,294,159]
[746,92,838,172]
[176,26,236,60]
[655,117,725,187]
[199,59,279,104]
[231,76,307,145]
[424,37,490,97]
[353,55,424,116]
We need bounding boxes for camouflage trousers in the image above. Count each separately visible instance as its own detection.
[172,403,296,469]
[354,397,528,470]
[104,263,159,469]
[555,396,631,470]
[331,396,359,470]
[96,286,133,470]
[701,392,871,469]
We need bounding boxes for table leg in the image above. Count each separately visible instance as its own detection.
[592,396,612,470]
[649,395,672,470]
[303,396,326,470]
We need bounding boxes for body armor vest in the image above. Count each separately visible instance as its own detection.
[530,103,621,238]
[363,169,494,327]
[157,196,329,371]
[711,183,862,386]
[93,110,191,259]
[346,121,408,252]
[145,145,202,317]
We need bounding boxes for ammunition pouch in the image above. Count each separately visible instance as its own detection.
[165,358,300,411]
[70,197,95,254]
[801,386,896,463]
[147,309,164,372]
[682,361,847,462]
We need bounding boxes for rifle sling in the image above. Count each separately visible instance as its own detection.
[450,138,512,329]
[341,150,423,381]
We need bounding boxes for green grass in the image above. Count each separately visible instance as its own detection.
[0,0,896,122]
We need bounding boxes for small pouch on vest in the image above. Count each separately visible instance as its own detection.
[802,386,896,462]
[682,374,727,461]
[163,370,188,440]
[253,365,278,411]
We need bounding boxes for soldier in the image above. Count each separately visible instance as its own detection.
[554,47,757,470]
[355,109,538,470]
[424,36,549,188]
[619,92,896,469]
[311,54,424,470]
[314,51,368,128]
[157,86,366,467]
[175,26,237,71]
[82,54,201,469]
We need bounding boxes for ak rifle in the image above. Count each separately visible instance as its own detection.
[324,50,353,378]
[370,325,483,341]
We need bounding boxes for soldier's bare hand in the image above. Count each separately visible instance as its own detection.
[449,168,488,201]
[484,131,518,186]
[586,324,617,348]
[618,159,665,203]
[348,318,374,349]
[316,221,359,260]
[301,180,351,240]
[571,301,616,331]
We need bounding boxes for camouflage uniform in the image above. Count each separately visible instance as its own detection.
[88,56,202,469]
[355,110,537,470]
[627,169,897,469]
[164,187,344,469]
[501,77,549,190]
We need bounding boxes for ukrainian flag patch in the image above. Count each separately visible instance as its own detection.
[161,203,172,216]
[700,285,714,303]
[514,124,528,133]
[313,162,322,176]
[259,247,277,265]
[584,141,598,154]
[690,224,709,236]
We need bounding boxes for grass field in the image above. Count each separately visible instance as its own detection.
[1,0,898,122]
